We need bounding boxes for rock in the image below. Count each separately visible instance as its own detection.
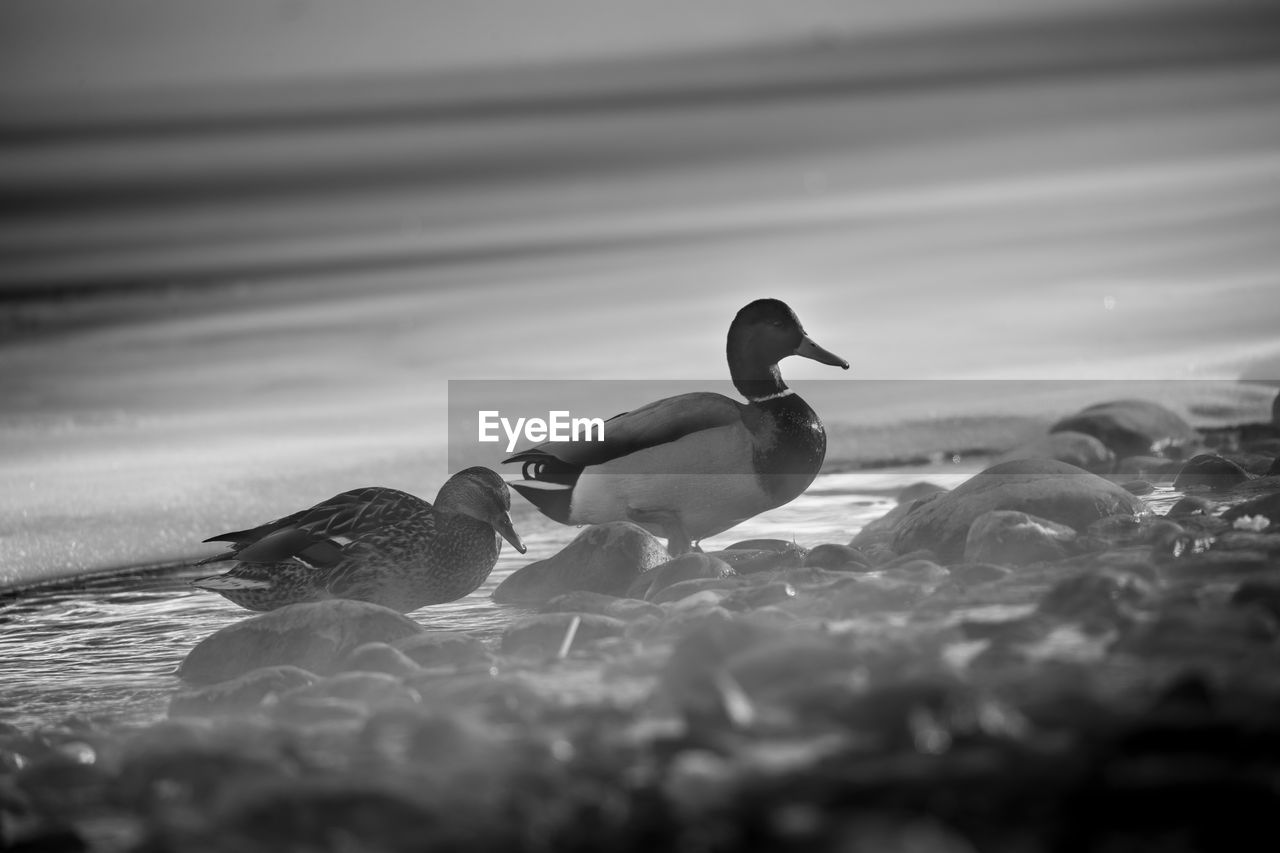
[1037,569,1156,629]
[1050,399,1198,458]
[168,782,453,853]
[1231,578,1280,622]
[1113,604,1279,658]
[169,666,319,717]
[1221,492,1280,526]
[1121,479,1154,496]
[722,538,799,552]
[177,601,425,686]
[1173,454,1252,492]
[276,671,420,713]
[340,643,423,678]
[710,546,806,574]
[628,552,735,600]
[897,481,949,504]
[963,510,1078,565]
[1114,455,1182,481]
[721,582,797,611]
[648,577,736,606]
[1167,495,1216,518]
[540,591,662,621]
[890,459,1145,563]
[656,617,785,726]
[947,562,1014,585]
[1000,430,1115,474]
[1158,550,1274,582]
[491,522,668,604]
[499,613,626,657]
[391,632,490,668]
[803,543,872,571]
[880,558,949,585]
[850,490,946,551]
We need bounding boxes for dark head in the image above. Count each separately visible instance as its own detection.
[726,299,848,400]
[436,467,527,554]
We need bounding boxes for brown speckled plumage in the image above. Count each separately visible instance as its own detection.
[193,467,526,613]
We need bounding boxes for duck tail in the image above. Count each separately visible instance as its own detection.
[191,573,271,591]
[195,550,238,566]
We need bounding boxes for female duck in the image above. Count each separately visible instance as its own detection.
[193,467,526,613]
[505,298,847,554]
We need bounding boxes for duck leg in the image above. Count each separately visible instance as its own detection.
[627,507,694,556]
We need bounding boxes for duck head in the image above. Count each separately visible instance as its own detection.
[437,467,528,553]
[727,299,849,400]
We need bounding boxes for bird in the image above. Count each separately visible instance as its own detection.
[192,467,526,613]
[505,298,848,554]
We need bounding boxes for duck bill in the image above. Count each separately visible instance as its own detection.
[795,334,850,370]
[495,511,528,554]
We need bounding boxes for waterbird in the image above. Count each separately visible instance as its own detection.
[505,298,848,554]
[192,467,525,612]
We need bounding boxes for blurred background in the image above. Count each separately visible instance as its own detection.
[2,0,1278,586]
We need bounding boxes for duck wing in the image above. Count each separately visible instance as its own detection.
[506,392,752,472]
[199,487,431,568]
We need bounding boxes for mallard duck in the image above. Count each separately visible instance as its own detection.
[505,298,848,554]
[192,467,526,613]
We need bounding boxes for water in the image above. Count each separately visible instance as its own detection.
[0,467,977,728]
[0,462,1200,729]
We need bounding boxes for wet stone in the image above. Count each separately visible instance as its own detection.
[1114,455,1183,481]
[492,521,668,604]
[168,666,319,718]
[880,559,949,585]
[897,481,950,504]
[711,545,806,574]
[177,600,425,686]
[405,672,548,724]
[1050,398,1199,459]
[1158,550,1275,582]
[946,562,1015,585]
[1121,479,1154,495]
[391,631,490,669]
[1221,492,1280,526]
[890,459,1143,563]
[161,782,460,853]
[1001,429,1116,473]
[628,552,736,600]
[1230,578,1280,622]
[499,613,627,658]
[339,643,423,678]
[648,577,737,606]
[963,510,1078,566]
[1036,568,1157,630]
[278,671,421,711]
[721,582,797,612]
[540,590,663,621]
[803,543,872,572]
[1167,496,1216,518]
[1113,603,1280,659]
[1173,454,1252,492]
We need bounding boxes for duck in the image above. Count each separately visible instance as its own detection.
[192,467,526,613]
[505,298,848,554]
